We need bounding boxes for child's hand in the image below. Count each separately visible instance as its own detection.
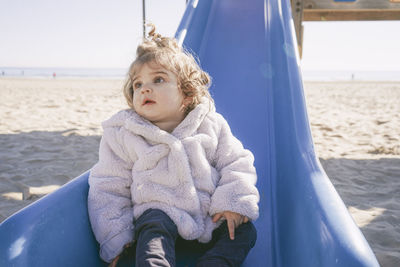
[212,211,249,240]
[108,243,133,267]
[108,255,120,267]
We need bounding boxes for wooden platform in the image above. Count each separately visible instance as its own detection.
[290,0,400,57]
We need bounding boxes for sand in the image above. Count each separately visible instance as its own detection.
[304,81,400,267]
[0,78,126,217]
[0,78,399,266]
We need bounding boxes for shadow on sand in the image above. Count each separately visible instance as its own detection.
[0,130,101,222]
[320,157,400,267]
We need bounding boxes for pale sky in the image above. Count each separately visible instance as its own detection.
[1,0,399,71]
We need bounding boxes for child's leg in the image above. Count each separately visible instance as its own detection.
[134,209,178,267]
[196,221,257,267]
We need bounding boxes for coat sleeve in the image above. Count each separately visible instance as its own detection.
[209,115,259,221]
[88,127,135,263]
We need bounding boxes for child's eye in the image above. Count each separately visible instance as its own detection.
[133,82,142,89]
[154,77,165,83]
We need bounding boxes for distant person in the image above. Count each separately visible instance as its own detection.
[88,24,259,267]
[1,71,4,76]
[53,72,56,78]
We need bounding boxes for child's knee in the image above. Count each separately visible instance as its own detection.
[135,209,178,236]
[237,222,257,248]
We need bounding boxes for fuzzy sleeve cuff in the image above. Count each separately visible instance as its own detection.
[100,228,134,263]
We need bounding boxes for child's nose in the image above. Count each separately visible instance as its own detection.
[141,84,152,93]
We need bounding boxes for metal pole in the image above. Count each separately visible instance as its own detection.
[142,0,146,38]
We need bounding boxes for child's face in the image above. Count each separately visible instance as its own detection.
[131,62,188,131]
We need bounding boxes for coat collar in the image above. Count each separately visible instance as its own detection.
[103,97,215,144]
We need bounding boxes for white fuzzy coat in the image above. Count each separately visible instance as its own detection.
[88,98,259,263]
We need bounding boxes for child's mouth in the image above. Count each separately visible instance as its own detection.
[143,99,156,105]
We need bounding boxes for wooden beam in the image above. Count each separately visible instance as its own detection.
[291,0,304,58]
[289,0,400,58]
[304,9,400,21]
[302,0,400,21]
[304,0,400,10]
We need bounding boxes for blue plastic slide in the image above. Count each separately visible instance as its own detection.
[0,0,379,266]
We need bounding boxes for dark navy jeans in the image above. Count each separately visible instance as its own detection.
[132,209,257,267]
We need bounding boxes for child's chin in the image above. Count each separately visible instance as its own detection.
[139,113,158,122]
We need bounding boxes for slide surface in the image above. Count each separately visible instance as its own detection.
[0,0,379,266]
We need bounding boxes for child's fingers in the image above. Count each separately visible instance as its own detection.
[212,213,223,223]
[109,255,120,267]
[227,218,235,240]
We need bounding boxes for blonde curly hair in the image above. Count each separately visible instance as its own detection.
[123,24,212,115]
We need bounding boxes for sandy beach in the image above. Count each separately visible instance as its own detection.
[304,81,400,267]
[0,78,399,266]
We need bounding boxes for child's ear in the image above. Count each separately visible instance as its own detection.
[183,96,193,106]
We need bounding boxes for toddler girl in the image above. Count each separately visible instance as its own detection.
[88,25,259,267]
